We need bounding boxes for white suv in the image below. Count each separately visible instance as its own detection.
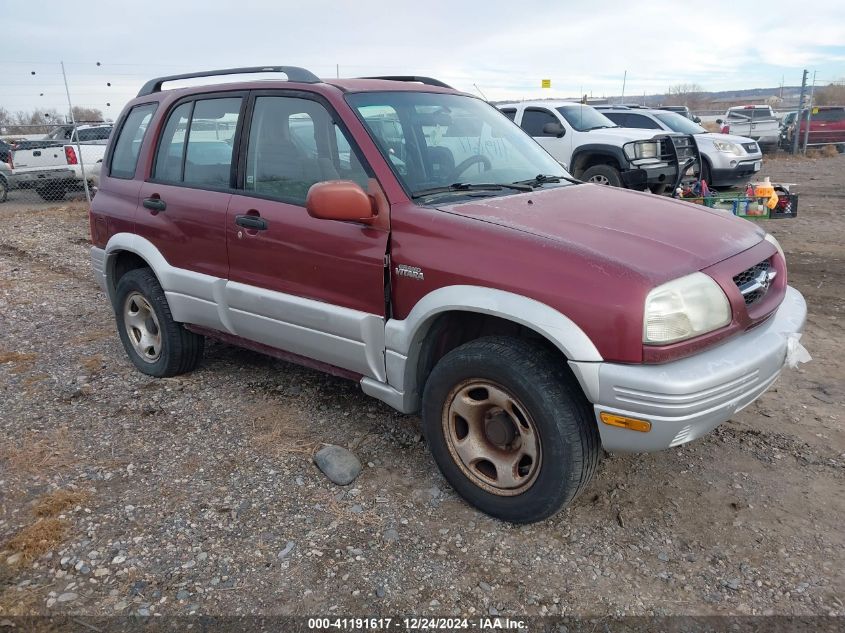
[499,101,698,193]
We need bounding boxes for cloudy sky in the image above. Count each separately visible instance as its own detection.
[2,0,844,120]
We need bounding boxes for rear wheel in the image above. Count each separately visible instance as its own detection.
[421,336,601,523]
[114,268,204,377]
[35,186,65,201]
[0,177,8,203]
[581,164,623,188]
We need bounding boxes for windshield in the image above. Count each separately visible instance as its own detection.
[653,111,706,134]
[346,92,571,199]
[556,105,616,132]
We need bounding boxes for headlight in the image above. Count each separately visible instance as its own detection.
[624,140,660,162]
[764,233,784,261]
[713,141,743,155]
[643,272,731,344]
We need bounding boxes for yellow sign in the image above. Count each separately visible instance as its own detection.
[812,107,819,114]
[541,79,551,89]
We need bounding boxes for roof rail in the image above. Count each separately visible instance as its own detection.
[137,66,321,97]
[360,76,454,89]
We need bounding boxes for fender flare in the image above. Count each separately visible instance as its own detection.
[369,285,602,413]
[570,144,628,176]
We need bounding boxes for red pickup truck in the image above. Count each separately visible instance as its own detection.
[90,67,808,523]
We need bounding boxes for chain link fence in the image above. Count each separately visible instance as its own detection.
[1,121,107,207]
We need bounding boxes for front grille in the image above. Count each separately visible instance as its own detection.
[742,142,759,153]
[733,260,775,306]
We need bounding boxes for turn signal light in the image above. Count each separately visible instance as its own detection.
[600,412,651,433]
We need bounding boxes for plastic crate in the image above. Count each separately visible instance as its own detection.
[678,191,798,219]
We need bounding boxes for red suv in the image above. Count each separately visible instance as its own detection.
[90,66,808,523]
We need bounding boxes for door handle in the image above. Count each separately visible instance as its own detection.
[235,214,268,230]
[143,197,166,212]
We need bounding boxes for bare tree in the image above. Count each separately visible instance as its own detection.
[813,82,845,106]
[72,106,105,123]
[664,83,707,109]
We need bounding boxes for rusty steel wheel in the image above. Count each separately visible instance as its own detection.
[422,336,601,523]
[443,380,542,496]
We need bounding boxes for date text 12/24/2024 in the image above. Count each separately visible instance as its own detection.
[307,618,527,631]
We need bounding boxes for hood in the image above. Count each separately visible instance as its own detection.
[582,127,663,143]
[439,184,765,282]
[698,132,760,146]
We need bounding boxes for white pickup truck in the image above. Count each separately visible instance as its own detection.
[718,106,780,149]
[498,101,700,193]
[9,124,111,200]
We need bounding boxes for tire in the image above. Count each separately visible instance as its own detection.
[581,164,623,188]
[649,184,668,195]
[837,144,845,154]
[700,158,712,186]
[114,268,204,377]
[0,177,8,203]
[35,186,66,201]
[421,336,601,523]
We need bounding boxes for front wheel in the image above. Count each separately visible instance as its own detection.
[581,164,623,188]
[114,268,204,377]
[421,336,601,523]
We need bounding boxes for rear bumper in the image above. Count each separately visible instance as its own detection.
[12,168,77,188]
[570,286,807,452]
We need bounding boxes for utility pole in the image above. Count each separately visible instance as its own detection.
[802,70,817,155]
[336,64,340,79]
[791,69,808,155]
[620,70,627,105]
[61,61,90,203]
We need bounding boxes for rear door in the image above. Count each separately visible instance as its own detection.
[137,94,243,281]
[225,91,389,380]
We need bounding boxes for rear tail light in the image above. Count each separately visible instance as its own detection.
[65,145,78,165]
[7,153,13,170]
[721,124,730,134]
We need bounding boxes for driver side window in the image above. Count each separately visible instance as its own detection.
[520,109,559,137]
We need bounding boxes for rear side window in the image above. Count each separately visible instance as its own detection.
[153,97,242,188]
[520,109,558,136]
[109,104,157,179]
[626,114,662,129]
[500,108,517,121]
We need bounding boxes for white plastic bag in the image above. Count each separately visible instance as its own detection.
[784,333,811,369]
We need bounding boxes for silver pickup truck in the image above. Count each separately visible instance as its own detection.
[718,106,780,150]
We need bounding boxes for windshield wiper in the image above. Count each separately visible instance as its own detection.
[514,174,579,187]
[584,125,617,131]
[411,182,533,199]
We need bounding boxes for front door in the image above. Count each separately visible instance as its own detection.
[225,92,389,380]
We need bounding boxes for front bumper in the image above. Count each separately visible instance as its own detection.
[570,286,807,452]
[620,163,678,190]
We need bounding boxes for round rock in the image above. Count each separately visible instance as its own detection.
[313,445,362,486]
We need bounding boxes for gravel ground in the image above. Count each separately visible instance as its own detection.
[0,155,843,619]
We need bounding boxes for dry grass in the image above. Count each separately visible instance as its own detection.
[0,428,74,483]
[3,518,67,566]
[33,489,90,519]
[79,353,104,375]
[0,350,37,374]
[250,401,319,456]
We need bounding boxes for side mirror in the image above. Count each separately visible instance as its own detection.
[716,118,723,125]
[693,116,701,123]
[306,180,375,224]
[542,122,565,137]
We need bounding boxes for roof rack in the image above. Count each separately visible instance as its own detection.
[137,66,321,97]
[360,76,454,89]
